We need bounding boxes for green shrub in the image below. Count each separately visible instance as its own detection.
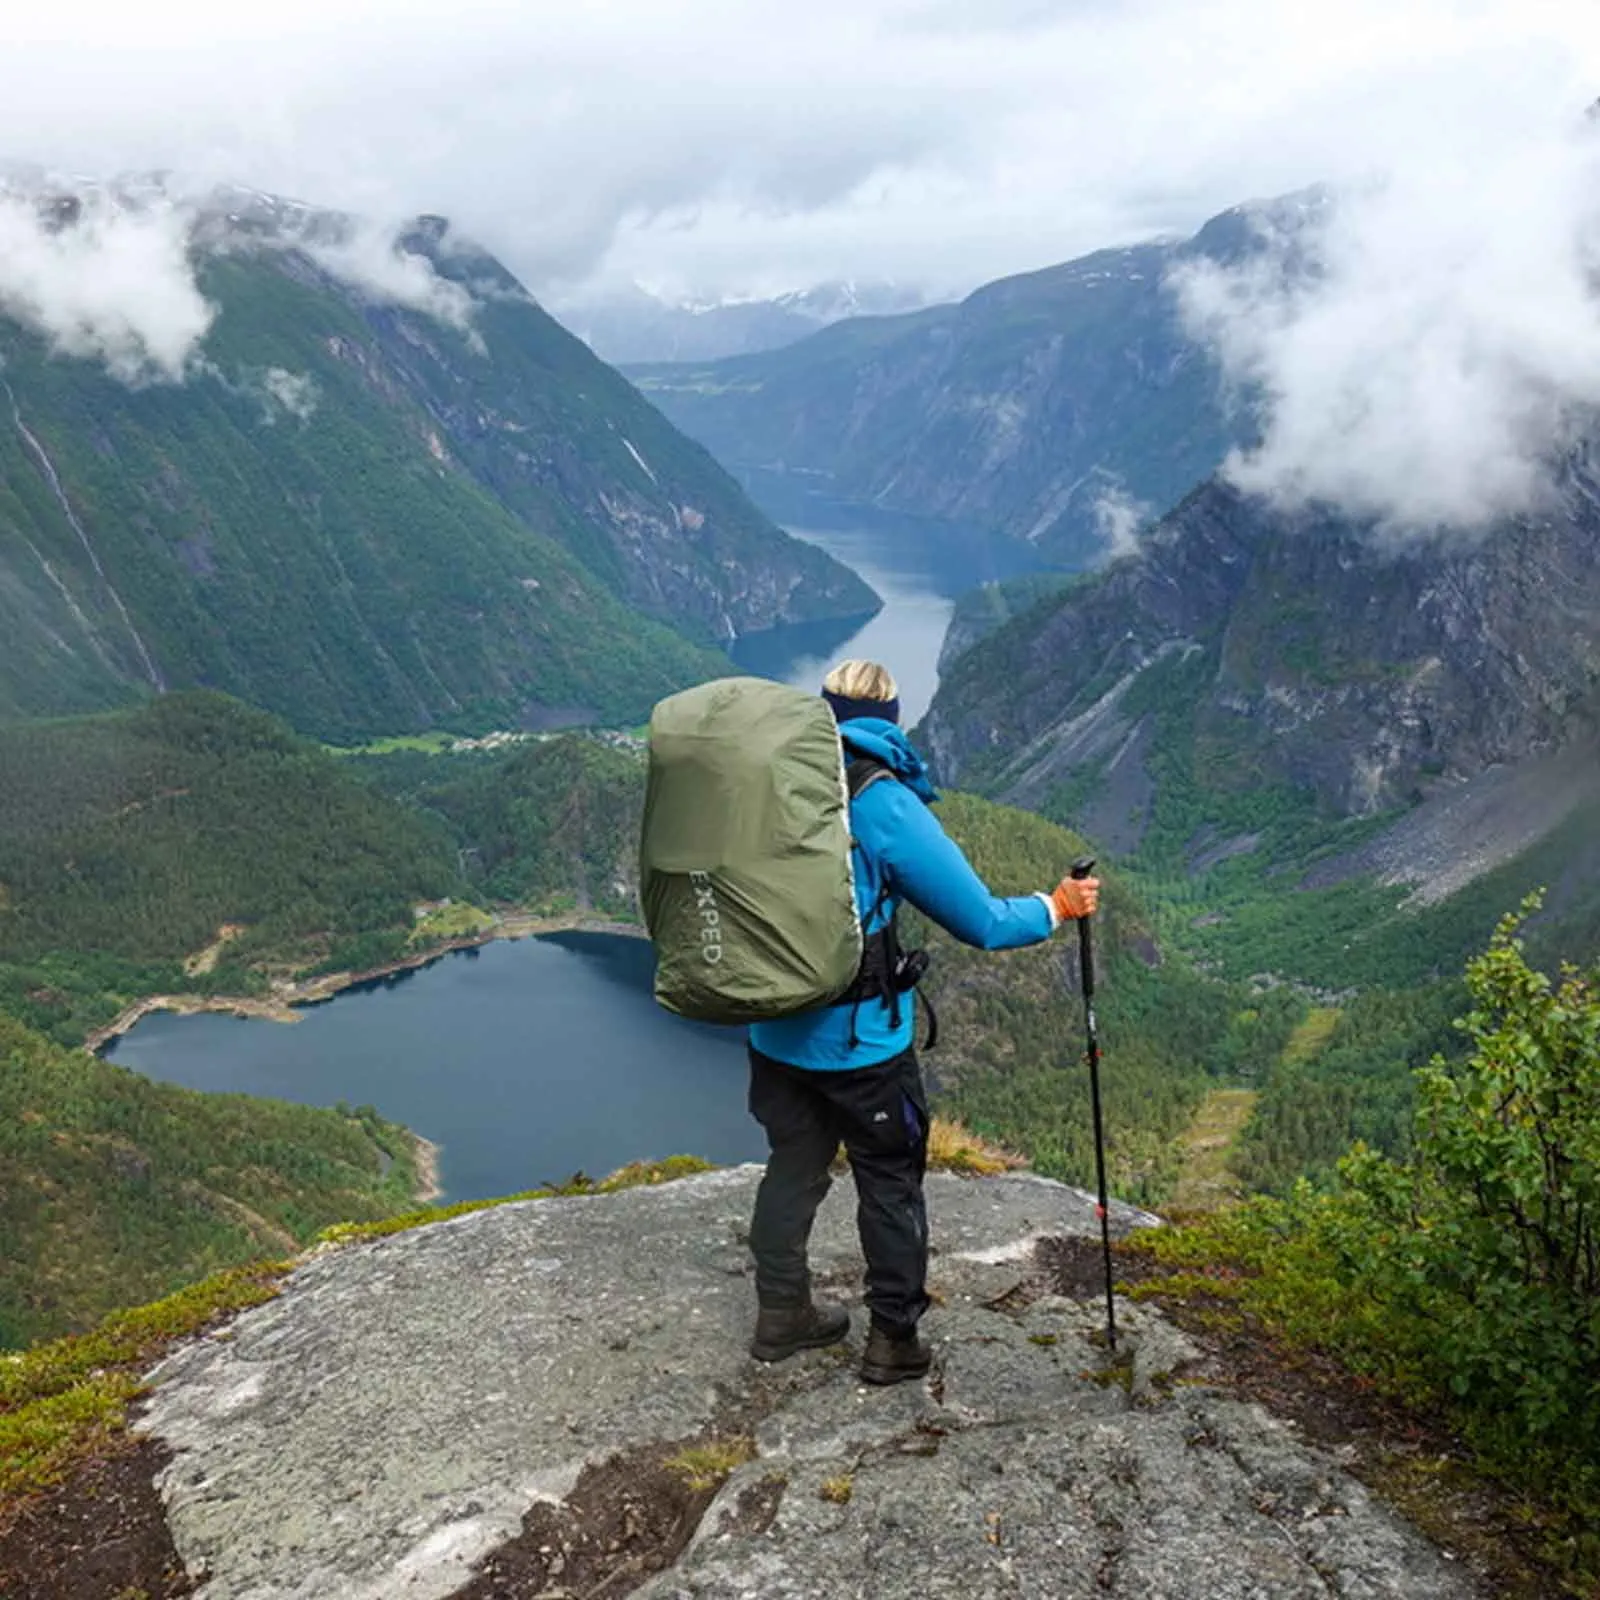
[1395,897,1598,1452]
[1138,902,1599,1581]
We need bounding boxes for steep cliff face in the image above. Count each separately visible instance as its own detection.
[365,223,876,642]
[0,190,874,740]
[924,447,1600,825]
[632,200,1314,565]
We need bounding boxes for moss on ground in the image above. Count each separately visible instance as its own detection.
[0,1264,288,1507]
[2,1155,719,1520]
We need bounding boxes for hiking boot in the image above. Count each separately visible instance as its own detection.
[749,1299,850,1363]
[859,1324,932,1386]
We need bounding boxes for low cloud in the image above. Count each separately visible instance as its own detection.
[0,179,483,384]
[5,2,1595,305]
[1174,115,1600,531]
[1091,482,1153,560]
[0,190,215,381]
[260,366,317,421]
[304,221,478,333]
[203,360,321,422]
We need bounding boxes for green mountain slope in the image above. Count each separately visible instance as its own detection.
[389,222,877,639]
[353,732,649,918]
[630,201,1299,564]
[0,1008,422,1348]
[0,693,462,1042]
[906,793,1296,1201]
[924,465,1600,880]
[0,194,875,741]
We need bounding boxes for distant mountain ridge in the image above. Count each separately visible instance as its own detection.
[0,180,875,740]
[633,195,1327,565]
[553,278,927,364]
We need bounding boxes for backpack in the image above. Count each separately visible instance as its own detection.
[640,677,864,1023]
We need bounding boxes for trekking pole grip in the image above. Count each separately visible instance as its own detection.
[1070,856,1096,1000]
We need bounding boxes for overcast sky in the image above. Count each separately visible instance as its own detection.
[3,0,1597,302]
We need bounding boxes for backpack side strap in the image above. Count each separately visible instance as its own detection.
[839,754,936,1051]
[845,755,894,800]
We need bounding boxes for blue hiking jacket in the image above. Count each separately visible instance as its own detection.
[749,719,1054,1070]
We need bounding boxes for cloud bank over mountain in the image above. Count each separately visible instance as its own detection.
[1177,115,1600,530]
[0,185,481,383]
[2,1,1594,303]
[0,192,214,381]
[4,0,1598,529]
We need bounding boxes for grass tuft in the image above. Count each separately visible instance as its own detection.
[925,1118,1026,1177]
[0,1263,288,1508]
[666,1437,755,1492]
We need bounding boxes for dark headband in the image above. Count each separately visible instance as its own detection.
[823,689,900,726]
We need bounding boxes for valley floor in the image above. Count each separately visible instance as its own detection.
[1168,1087,1257,1214]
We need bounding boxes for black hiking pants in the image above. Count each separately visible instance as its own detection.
[747,1044,931,1336]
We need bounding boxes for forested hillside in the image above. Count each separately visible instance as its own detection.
[0,187,875,740]
[0,1009,424,1347]
[908,794,1300,1201]
[352,734,646,918]
[0,694,461,1041]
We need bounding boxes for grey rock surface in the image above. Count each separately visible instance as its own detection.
[138,1168,1477,1600]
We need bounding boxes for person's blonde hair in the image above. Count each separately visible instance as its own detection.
[823,659,898,702]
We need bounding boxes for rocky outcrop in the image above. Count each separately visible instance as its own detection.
[924,449,1600,826]
[138,1169,1476,1600]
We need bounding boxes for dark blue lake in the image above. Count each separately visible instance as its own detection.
[104,933,762,1204]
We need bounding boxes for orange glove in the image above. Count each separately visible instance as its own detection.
[1049,874,1100,924]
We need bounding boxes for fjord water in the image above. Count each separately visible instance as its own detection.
[104,934,761,1204]
[733,478,1051,725]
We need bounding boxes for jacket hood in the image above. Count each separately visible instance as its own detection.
[840,719,938,804]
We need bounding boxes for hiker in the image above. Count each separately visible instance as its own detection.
[746,659,1100,1385]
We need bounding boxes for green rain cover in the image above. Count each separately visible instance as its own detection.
[640,677,862,1023]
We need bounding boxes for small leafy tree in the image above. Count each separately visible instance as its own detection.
[1387,896,1600,1450]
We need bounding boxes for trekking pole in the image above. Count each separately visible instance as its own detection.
[1070,856,1117,1352]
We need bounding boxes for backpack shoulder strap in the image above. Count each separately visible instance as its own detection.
[845,755,895,800]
